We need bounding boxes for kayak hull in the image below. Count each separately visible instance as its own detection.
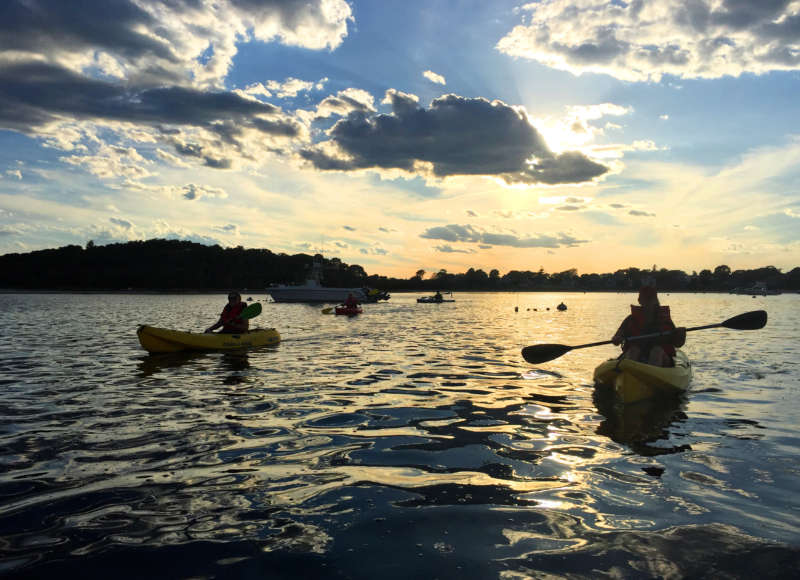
[137,325,281,353]
[334,306,362,316]
[593,349,691,403]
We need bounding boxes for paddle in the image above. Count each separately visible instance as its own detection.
[238,302,262,320]
[521,310,767,365]
[321,307,334,314]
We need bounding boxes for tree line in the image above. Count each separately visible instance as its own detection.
[0,239,798,292]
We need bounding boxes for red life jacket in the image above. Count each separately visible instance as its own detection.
[221,302,246,329]
[625,305,676,356]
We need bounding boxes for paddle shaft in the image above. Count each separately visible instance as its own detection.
[569,322,719,352]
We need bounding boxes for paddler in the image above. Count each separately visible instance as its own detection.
[343,292,359,309]
[205,291,249,334]
[612,285,686,367]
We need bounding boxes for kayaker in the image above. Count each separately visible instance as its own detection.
[205,291,249,334]
[611,285,686,366]
[434,291,443,302]
[344,293,359,309]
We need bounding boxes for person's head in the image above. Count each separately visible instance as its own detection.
[637,285,659,307]
[228,291,241,303]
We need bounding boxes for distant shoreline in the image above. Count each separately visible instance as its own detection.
[2,288,790,295]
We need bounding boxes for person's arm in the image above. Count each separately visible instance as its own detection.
[205,306,228,333]
[205,317,224,333]
[665,319,686,347]
[612,316,631,345]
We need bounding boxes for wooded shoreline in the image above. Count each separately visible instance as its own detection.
[2,239,798,293]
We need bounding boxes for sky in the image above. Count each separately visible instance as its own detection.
[0,0,798,279]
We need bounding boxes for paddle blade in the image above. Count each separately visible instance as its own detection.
[321,307,333,314]
[722,310,767,330]
[521,344,573,364]
[239,302,262,319]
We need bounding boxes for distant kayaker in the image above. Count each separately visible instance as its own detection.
[434,291,443,302]
[612,285,686,367]
[205,291,249,334]
[344,293,359,309]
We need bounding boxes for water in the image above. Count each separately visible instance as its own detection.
[1,292,799,578]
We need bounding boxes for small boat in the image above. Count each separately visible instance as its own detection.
[334,305,362,316]
[417,292,455,303]
[729,283,781,296]
[593,349,691,404]
[557,302,567,311]
[138,325,280,353]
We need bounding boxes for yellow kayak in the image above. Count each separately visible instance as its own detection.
[137,325,280,353]
[593,349,691,403]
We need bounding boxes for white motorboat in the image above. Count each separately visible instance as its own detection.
[267,261,367,303]
[267,280,367,303]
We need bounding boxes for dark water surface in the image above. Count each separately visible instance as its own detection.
[1,292,799,578]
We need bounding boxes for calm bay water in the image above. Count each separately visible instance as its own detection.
[1,291,799,578]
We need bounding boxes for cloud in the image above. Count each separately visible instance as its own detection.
[359,246,389,255]
[266,77,327,98]
[153,220,222,246]
[60,144,153,181]
[420,223,588,248]
[434,244,475,253]
[155,148,192,168]
[0,0,353,90]
[497,0,800,81]
[5,169,22,180]
[533,103,633,154]
[300,90,609,184]
[0,60,309,174]
[312,88,377,119]
[181,184,228,201]
[215,223,240,235]
[0,1,340,175]
[0,224,26,236]
[0,61,300,134]
[423,70,446,85]
[629,209,656,217]
[109,217,133,230]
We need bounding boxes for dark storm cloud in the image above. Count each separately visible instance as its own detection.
[0,61,296,135]
[420,224,588,248]
[300,91,609,185]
